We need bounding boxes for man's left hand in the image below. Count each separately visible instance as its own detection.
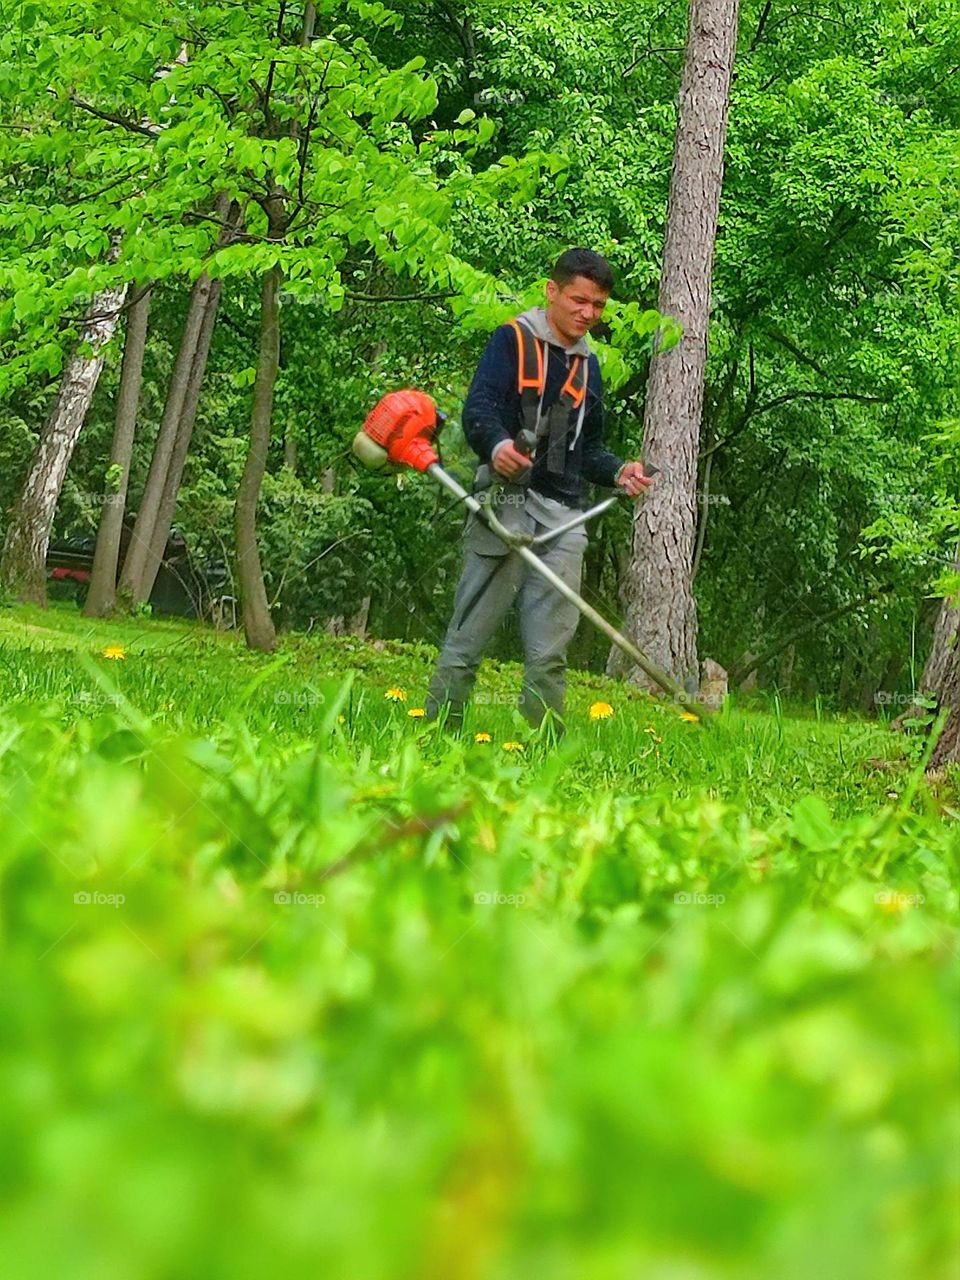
[616,461,656,498]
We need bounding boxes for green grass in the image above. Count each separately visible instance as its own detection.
[0,602,957,1280]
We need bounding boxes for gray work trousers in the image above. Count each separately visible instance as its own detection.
[425,489,587,729]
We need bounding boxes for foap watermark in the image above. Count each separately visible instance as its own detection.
[279,291,325,307]
[274,689,325,706]
[74,890,126,907]
[674,891,725,906]
[78,491,125,508]
[473,88,525,107]
[875,890,924,909]
[874,691,922,706]
[71,689,124,710]
[488,490,528,508]
[876,492,927,508]
[474,891,526,907]
[474,692,515,706]
[875,91,927,109]
[274,890,326,907]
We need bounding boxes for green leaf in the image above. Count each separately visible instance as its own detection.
[789,796,838,851]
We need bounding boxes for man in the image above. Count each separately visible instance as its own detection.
[425,248,654,731]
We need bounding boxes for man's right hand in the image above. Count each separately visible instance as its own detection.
[491,440,533,481]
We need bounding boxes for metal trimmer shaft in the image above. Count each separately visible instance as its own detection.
[427,463,708,721]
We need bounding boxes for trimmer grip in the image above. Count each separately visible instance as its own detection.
[515,429,537,457]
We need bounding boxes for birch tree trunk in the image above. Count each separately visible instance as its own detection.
[1,277,128,604]
[83,286,152,617]
[610,0,740,691]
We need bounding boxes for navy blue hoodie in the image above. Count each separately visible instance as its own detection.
[462,316,624,508]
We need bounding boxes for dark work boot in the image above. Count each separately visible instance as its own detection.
[424,698,465,734]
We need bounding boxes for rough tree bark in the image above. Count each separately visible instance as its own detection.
[120,195,235,606]
[117,272,215,604]
[890,559,959,733]
[922,564,959,769]
[136,276,224,603]
[235,203,284,653]
[1,274,128,604]
[83,286,153,616]
[928,645,959,769]
[609,0,740,691]
[920,571,959,696]
[232,7,315,650]
[279,4,316,481]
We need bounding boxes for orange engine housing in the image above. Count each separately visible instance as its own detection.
[362,390,439,472]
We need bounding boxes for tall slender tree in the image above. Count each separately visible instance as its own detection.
[236,204,284,652]
[611,0,740,691]
[118,272,216,604]
[83,285,152,617]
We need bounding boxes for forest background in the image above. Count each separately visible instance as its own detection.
[0,0,957,712]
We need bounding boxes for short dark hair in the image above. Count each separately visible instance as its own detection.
[551,248,614,293]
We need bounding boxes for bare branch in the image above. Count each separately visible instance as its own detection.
[748,0,774,52]
[64,92,159,138]
[345,289,455,303]
[767,330,829,377]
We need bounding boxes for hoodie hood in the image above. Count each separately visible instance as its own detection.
[515,307,591,357]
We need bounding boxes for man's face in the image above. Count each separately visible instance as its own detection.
[546,274,610,341]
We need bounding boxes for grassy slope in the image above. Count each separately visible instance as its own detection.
[0,602,957,1280]
[0,601,941,817]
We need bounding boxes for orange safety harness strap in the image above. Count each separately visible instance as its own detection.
[510,319,589,476]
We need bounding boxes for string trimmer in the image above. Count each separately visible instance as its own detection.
[352,389,707,720]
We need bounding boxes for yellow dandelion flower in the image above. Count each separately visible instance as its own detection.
[680,710,699,723]
[384,687,407,702]
[407,707,426,718]
[337,714,345,724]
[502,741,525,752]
[102,645,126,660]
[589,700,614,720]
[474,732,492,743]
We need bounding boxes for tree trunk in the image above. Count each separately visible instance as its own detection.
[118,273,214,604]
[928,637,959,769]
[120,195,235,606]
[283,434,298,473]
[325,596,371,639]
[1,277,128,604]
[278,9,315,480]
[920,571,959,695]
[891,559,959,731]
[609,0,740,691]
[922,563,959,768]
[136,277,223,603]
[83,286,152,617]
[235,256,282,652]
